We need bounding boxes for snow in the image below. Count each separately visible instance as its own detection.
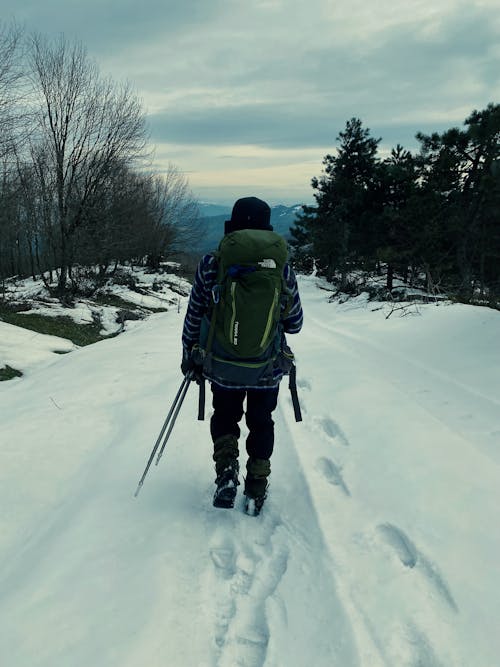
[0,322,76,372]
[1,274,499,666]
[1,267,187,344]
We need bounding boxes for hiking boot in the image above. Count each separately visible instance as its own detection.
[213,461,240,508]
[244,457,270,516]
[244,492,267,516]
[213,435,239,509]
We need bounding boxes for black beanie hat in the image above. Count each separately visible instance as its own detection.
[224,196,273,235]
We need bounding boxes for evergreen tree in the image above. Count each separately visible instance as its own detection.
[416,103,500,298]
[291,118,380,286]
[289,204,315,273]
[373,145,420,290]
[293,105,499,304]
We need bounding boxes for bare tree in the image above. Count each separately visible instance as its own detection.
[27,33,147,292]
[0,22,24,284]
[143,164,203,269]
[0,21,23,159]
[66,160,202,285]
[72,161,151,274]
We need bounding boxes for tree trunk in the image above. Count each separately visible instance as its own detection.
[386,264,394,291]
[456,238,473,299]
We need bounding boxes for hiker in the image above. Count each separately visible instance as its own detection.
[181,196,303,515]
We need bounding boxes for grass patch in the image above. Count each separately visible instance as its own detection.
[94,293,139,309]
[0,309,105,346]
[143,305,169,313]
[95,292,168,314]
[0,365,23,381]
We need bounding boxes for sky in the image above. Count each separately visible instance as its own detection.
[3,0,500,204]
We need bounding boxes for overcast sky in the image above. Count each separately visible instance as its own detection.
[4,0,500,204]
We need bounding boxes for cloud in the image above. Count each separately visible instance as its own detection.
[142,0,499,155]
[3,0,499,202]
[2,0,226,54]
[148,103,337,149]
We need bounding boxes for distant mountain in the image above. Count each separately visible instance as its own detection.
[270,205,305,238]
[197,203,232,218]
[195,203,304,253]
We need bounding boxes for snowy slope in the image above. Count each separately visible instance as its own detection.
[1,275,499,667]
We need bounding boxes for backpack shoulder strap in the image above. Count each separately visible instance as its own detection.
[203,250,223,356]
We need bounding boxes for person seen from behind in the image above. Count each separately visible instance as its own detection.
[181,196,303,515]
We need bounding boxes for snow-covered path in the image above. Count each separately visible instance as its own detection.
[1,275,499,666]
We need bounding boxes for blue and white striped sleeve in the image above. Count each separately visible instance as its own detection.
[282,264,303,334]
[182,254,218,355]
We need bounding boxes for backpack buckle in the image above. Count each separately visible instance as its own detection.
[212,285,221,304]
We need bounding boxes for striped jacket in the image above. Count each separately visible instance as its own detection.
[182,253,303,388]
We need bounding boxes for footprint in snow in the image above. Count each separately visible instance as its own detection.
[209,536,238,648]
[316,457,351,497]
[314,416,350,447]
[377,523,418,568]
[210,539,237,579]
[406,622,446,667]
[377,523,458,613]
[210,519,290,667]
[297,377,312,391]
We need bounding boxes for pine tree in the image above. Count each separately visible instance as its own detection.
[373,145,420,290]
[417,103,500,298]
[292,118,380,286]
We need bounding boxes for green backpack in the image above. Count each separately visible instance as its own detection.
[200,228,293,387]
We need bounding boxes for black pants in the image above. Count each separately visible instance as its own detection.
[210,384,279,460]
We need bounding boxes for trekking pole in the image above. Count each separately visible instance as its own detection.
[155,372,192,465]
[134,373,192,497]
[288,364,302,422]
